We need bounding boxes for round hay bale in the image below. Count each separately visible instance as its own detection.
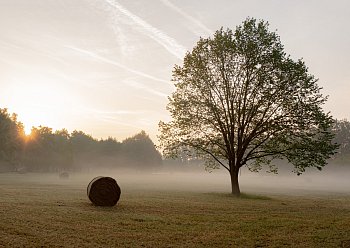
[59,171,69,179]
[87,176,121,206]
[17,167,27,174]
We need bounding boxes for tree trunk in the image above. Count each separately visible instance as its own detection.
[230,167,240,197]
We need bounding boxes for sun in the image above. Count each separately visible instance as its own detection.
[24,125,32,136]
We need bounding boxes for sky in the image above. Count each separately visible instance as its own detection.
[0,0,349,142]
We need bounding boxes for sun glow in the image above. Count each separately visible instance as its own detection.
[2,75,81,134]
[24,125,32,136]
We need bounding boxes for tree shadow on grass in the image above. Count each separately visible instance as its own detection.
[239,193,272,200]
[204,192,272,200]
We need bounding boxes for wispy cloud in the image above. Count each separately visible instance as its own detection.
[124,79,169,98]
[87,108,161,128]
[0,39,70,66]
[160,0,213,36]
[104,0,187,60]
[94,110,144,115]
[64,45,170,84]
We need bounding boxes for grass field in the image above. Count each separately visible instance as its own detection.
[0,172,349,247]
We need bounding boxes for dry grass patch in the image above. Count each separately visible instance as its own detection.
[0,173,349,247]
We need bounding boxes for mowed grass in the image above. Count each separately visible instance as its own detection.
[0,173,349,248]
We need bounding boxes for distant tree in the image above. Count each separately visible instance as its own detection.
[70,130,97,170]
[94,137,122,169]
[53,129,73,171]
[332,119,350,157]
[24,126,55,171]
[159,18,337,196]
[122,131,162,169]
[0,108,24,170]
[70,130,96,151]
[98,137,121,156]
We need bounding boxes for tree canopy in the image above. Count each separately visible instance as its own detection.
[0,108,161,173]
[0,108,24,168]
[159,18,338,196]
[332,119,350,158]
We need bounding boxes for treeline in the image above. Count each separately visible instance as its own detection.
[165,118,350,168]
[1,108,350,173]
[332,119,350,160]
[0,108,162,173]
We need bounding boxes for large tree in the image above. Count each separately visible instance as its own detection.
[159,18,337,196]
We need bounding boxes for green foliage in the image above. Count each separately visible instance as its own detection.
[159,18,338,194]
[122,131,162,170]
[0,108,24,167]
[332,119,350,157]
[23,127,73,172]
[1,108,161,172]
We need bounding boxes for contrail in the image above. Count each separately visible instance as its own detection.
[92,109,161,128]
[104,0,187,60]
[0,39,70,66]
[160,0,213,36]
[65,45,171,84]
[125,79,169,97]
